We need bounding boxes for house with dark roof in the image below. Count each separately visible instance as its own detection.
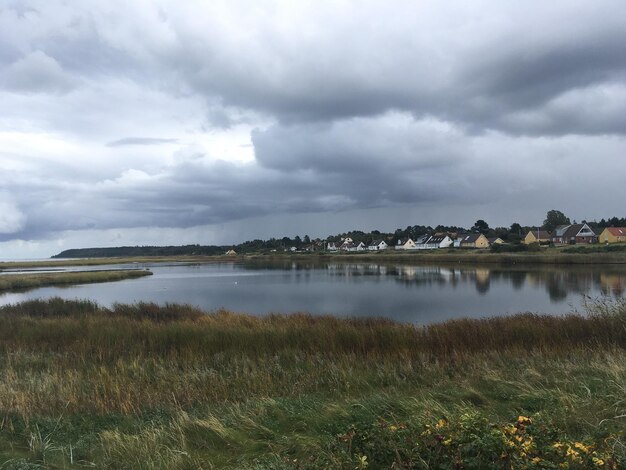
[458,233,490,249]
[598,227,626,244]
[368,240,388,251]
[551,224,597,244]
[487,237,505,246]
[423,234,454,249]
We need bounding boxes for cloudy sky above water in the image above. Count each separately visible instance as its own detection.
[1,1,625,258]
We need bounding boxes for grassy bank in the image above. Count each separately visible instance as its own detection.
[2,246,626,272]
[0,257,219,270]
[0,269,152,291]
[278,249,626,265]
[0,298,624,468]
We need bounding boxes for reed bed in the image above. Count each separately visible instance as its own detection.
[0,298,624,468]
[0,269,152,291]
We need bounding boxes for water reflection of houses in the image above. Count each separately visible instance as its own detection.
[326,263,388,278]
[599,273,626,296]
[394,266,468,289]
[525,270,600,301]
[313,261,626,300]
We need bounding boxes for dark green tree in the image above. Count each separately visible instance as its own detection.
[472,219,490,234]
[510,223,522,235]
[543,210,570,231]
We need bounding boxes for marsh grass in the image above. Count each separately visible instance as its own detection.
[0,270,152,292]
[0,298,624,468]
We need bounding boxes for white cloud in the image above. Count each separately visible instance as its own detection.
[0,199,26,234]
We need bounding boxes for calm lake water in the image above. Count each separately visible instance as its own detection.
[1,260,625,324]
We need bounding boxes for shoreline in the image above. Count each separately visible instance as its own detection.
[2,248,626,270]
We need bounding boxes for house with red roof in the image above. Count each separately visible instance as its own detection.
[598,227,626,244]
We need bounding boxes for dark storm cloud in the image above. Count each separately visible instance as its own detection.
[161,0,626,136]
[1,0,626,254]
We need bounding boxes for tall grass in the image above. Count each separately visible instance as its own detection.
[0,270,152,291]
[0,298,623,468]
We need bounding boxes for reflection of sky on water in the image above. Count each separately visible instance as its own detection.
[0,261,624,324]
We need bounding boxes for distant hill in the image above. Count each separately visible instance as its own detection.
[52,245,227,258]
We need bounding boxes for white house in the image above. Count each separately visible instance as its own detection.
[348,241,366,252]
[395,238,417,250]
[414,234,453,250]
[326,241,339,251]
[426,235,454,249]
[413,234,431,249]
[368,240,388,251]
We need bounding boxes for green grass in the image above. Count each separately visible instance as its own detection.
[3,245,626,273]
[0,257,222,270]
[564,243,626,254]
[0,298,624,468]
[0,269,152,291]
[298,250,626,265]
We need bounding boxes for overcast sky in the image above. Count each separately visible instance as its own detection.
[1,0,625,258]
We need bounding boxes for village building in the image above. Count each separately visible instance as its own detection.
[368,240,388,251]
[416,234,454,250]
[551,224,597,244]
[395,238,417,250]
[458,233,490,249]
[349,241,367,252]
[487,237,505,245]
[326,241,339,251]
[598,227,626,244]
[523,230,552,245]
[225,249,237,255]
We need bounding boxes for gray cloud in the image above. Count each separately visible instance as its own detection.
[0,0,625,255]
[1,50,79,94]
[106,137,179,147]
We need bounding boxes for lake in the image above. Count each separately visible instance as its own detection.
[1,260,625,324]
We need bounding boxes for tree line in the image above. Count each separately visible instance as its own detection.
[52,210,625,258]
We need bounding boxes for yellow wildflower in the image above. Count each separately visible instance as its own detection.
[435,419,446,429]
[531,457,541,464]
[443,438,452,446]
[574,442,590,453]
[566,447,582,463]
[504,425,517,435]
[592,457,605,466]
[517,416,532,425]
[522,438,534,453]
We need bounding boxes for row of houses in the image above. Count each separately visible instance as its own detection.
[326,238,386,252]
[394,233,504,250]
[326,224,626,253]
[327,233,505,252]
[523,224,626,245]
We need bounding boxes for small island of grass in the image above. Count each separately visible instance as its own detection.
[0,269,152,292]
